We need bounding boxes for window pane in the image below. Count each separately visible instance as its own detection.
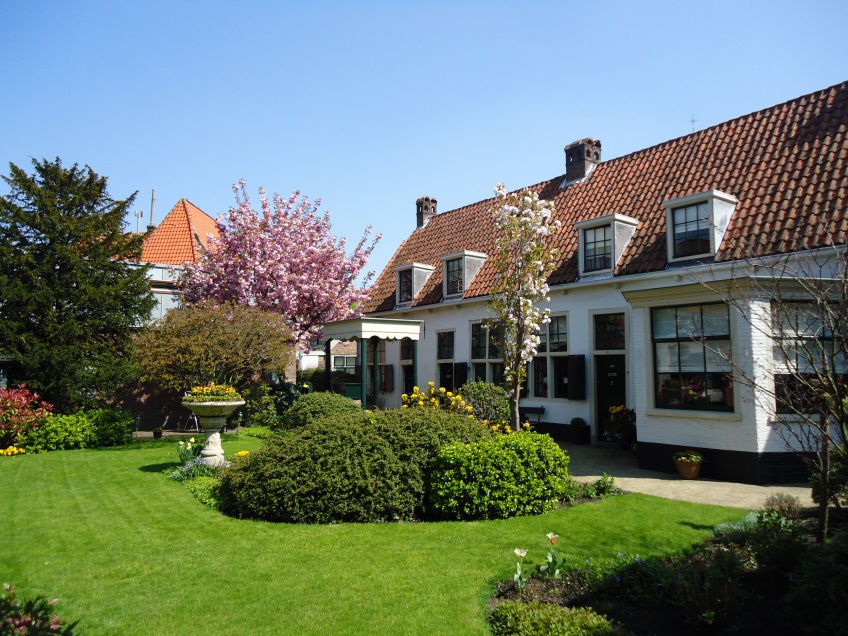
[679,340,706,372]
[398,269,413,302]
[533,358,548,398]
[652,308,677,340]
[400,338,413,361]
[553,357,568,398]
[488,327,502,359]
[595,313,625,350]
[677,306,702,339]
[537,326,547,353]
[473,362,487,382]
[437,332,454,360]
[549,316,568,352]
[702,304,729,336]
[657,373,681,407]
[446,258,463,295]
[471,323,486,359]
[491,363,504,385]
[673,202,710,257]
[655,342,679,373]
[439,362,455,392]
[705,340,731,372]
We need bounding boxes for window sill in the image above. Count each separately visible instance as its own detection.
[646,408,741,422]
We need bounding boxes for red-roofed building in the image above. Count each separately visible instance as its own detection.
[140,198,220,321]
[332,81,848,484]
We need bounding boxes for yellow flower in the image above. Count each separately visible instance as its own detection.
[439,387,446,393]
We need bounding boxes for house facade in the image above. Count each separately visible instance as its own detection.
[349,81,848,484]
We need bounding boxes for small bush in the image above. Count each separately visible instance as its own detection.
[166,457,222,482]
[459,380,510,424]
[20,413,95,453]
[0,583,78,635]
[238,425,276,440]
[747,509,806,572]
[784,532,848,635]
[0,387,52,448]
[277,392,361,429]
[219,408,489,523]
[489,601,628,636]
[429,432,571,520]
[89,409,135,447]
[185,476,222,508]
[712,511,758,544]
[762,491,801,519]
[580,474,620,499]
[672,543,743,628]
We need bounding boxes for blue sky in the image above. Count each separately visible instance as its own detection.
[3,0,847,281]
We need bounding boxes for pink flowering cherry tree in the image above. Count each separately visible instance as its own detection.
[178,180,381,349]
[487,183,560,430]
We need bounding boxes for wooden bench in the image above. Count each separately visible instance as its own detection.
[518,405,545,425]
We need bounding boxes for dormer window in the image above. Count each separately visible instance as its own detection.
[394,262,435,306]
[445,258,463,295]
[671,201,710,258]
[575,214,638,276]
[584,225,611,272]
[398,269,413,302]
[664,190,738,263]
[440,251,487,299]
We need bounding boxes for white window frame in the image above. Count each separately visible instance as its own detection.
[663,190,739,263]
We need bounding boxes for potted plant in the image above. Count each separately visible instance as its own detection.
[152,426,163,440]
[570,417,590,445]
[608,405,636,449]
[673,449,704,479]
[182,383,245,466]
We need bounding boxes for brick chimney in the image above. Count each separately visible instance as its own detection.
[564,139,602,182]
[416,196,437,229]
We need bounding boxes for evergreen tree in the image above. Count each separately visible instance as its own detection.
[0,158,155,412]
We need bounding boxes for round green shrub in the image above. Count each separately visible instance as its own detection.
[89,409,135,447]
[489,601,628,636]
[459,380,509,424]
[277,391,361,429]
[185,476,223,509]
[218,408,489,523]
[20,413,96,452]
[429,431,571,520]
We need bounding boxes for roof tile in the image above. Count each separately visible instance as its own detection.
[140,199,219,266]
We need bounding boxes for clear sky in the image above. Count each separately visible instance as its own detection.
[3,0,847,281]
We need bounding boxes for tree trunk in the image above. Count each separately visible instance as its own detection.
[816,419,830,542]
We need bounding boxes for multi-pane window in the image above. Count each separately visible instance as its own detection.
[584,225,612,272]
[773,302,847,413]
[595,313,625,351]
[400,337,415,395]
[535,315,569,398]
[398,269,413,302]
[437,331,456,391]
[471,322,504,385]
[446,258,463,295]
[672,202,710,258]
[652,303,732,411]
[333,355,357,374]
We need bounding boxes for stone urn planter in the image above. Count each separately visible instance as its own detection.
[673,450,704,480]
[181,400,245,467]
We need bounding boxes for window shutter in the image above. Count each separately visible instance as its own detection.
[567,355,586,400]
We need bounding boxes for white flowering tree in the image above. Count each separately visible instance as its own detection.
[487,184,560,430]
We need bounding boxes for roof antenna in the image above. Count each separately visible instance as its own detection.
[690,114,697,133]
[147,188,156,232]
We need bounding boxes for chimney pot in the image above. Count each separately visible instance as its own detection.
[564,138,602,182]
[416,196,437,229]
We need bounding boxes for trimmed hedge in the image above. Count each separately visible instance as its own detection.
[278,391,361,429]
[218,408,489,523]
[429,432,571,520]
[19,409,135,453]
[489,601,628,636]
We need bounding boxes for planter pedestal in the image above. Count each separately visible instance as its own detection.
[675,460,702,480]
[181,401,245,467]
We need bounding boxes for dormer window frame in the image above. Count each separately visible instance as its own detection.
[394,262,435,307]
[575,214,639,277]
[663,190,739,263]
[440,250,487,299]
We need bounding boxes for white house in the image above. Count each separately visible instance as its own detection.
[325,81,848,484]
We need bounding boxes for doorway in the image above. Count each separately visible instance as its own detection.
[595,354,626,442]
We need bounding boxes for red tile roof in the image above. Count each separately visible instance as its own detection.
[364,81,848,313]
[140,199,219,265]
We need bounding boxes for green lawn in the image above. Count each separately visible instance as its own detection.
[0,436,746,635]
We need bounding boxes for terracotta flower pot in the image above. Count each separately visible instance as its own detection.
[675,460,702,480]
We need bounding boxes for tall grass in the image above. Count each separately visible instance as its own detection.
[0,436,744,635]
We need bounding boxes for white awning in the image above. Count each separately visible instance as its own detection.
[322,317,422,342]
